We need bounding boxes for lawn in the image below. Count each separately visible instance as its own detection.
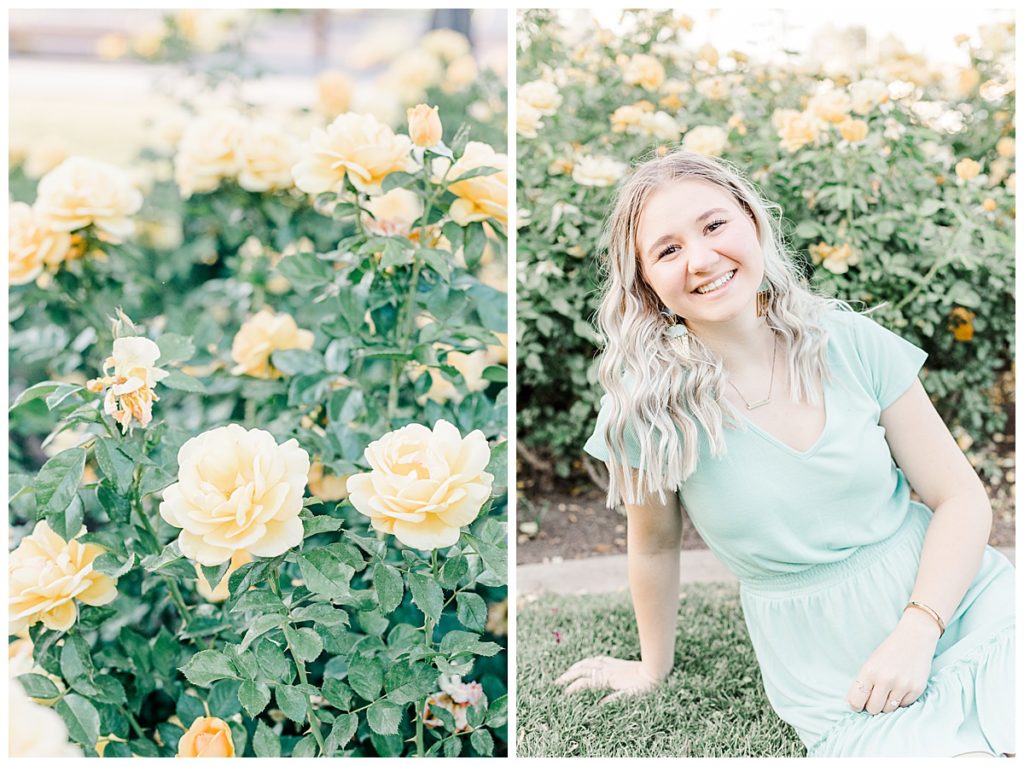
[516,584,804,757]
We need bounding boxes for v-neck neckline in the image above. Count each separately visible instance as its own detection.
[737,378,830,459]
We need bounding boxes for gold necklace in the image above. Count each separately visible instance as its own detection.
[728,334,778,411]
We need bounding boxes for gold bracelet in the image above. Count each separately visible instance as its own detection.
[905,601,946,637]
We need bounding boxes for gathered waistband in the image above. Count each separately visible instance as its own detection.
[739,503,930,598]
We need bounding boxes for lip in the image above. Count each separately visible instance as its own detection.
[691,269,737,296]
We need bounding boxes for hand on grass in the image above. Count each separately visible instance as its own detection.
[846,608,941,715]
[555,656,662,705]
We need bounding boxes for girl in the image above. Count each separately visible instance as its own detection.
[557,150,1015,757]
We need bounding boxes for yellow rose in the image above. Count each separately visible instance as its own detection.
[622,53,665,91]
[996,137,1014,158]
[446,142,508,227]
[419,28,471,63]
[639,111,680,142]
[419,349,492,404]
[9,202,72,286]
[8,679,82,757]
[346,420,493,550]
[34,157,143,240]
[382,48,444,105]
[982,197,997,212]
[88,336,169,432]
[160,424,310,565]
[9,521,119,634]
[696,77,729,101]
[808,87,852,124]
[230,309,315,379]
[176,716,235,758]
[697,43,720,67]
[848,79,889,114]
[24,136,70,179]
[195,550,252,602]
[96,32,128,60]
[682,125,728,157]
[837,118,869,143]
[443,55,478,94]
[518,80,563,116]
[292,112,416,195]
[307,461,351,502]
[955,158,981,181]
[174,111,246,198]
[237,121,300,193]
[363,188,424,238]
[131,24,164,57]
[175,9,244,53]
[516,102,543,139]
[572,155,627,187]
[948,307,975,342]
[316,70,354,117]
[610,104,645,133]
[407,104,443,148]
[775,110,821,153]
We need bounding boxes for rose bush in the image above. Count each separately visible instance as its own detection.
[10,10,507,758]
[516,9,1015,486]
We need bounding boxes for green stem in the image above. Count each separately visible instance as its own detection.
[282,633,327,754]
[416,701,426,757]
[119,705,147,739]
[164,577,193,630]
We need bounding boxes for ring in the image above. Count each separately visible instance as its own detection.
[889,699,899,708]
[855,680,868,691]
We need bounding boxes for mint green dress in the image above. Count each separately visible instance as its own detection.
[583,310,1015,757]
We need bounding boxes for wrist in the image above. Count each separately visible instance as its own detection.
[898,606,943,642]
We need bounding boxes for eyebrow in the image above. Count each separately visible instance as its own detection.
[644,208,730,259]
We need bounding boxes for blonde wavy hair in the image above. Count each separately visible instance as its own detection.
[595,149,848,506]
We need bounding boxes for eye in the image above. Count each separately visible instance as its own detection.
[704,219,727,234]
[657,244,680,260]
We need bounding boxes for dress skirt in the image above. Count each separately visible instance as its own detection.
[738,501,1015,757]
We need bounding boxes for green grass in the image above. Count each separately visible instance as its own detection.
[516,584,805,757]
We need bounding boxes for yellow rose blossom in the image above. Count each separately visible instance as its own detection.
[948,307,975,342]
[446,142,508,227]
[316,70,354,117]
[407,104,443,148]
[423,675,484,732]
[810,242,860,275]
[87,336,170,433]
[96,32,128,60]
[683,125,728,157]
[419,28,471,63]
[176,716,235,758]
[236,121,299,193]
[849,79,889,114]
[675,14,695,31]
[996,137,1014,158]
[346,420,493,550]
[34,157,143,240]
[697,43,720,67]
[132,24,164,57]
[838,118,869,143]
[516,101,543,139]
[442,54,478,94]
[291,112,417,195]
[175,9,244,53]
[418,349,492,404]
[173,111,246,197]
[9,202,72,286]
[696,77,729,101]
[160,424,310,565]
[24,136,70,179]
[363,188,424,238]
[9,521,119,634]
[982,198,997,212]
[8,679,83,757]
[610,104,645,132]
[808,87,852,124]
[955,158,981,181]
[518,80,563,116]
[622,53,665,91]
[382,48,444,104]
[727,113,748,135]
[1005,173,1015,194]
[572,155,627,187]
[775,109,821,153]
[307,460,352,502]
[230,309,315,379]
[195,550,252,602]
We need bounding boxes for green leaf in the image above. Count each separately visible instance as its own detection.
[297,548,355,599]
[322,678,353,711]
[450,165,501,183]
[485,439,508,489]
[238,679,271,718]
[271,349,324,376]
[440,554,469,588]
[465,533,507,585]
[56,694,100,748]
[276,251,334,292]
[91,438,134,493]
[35,447,86,539]
[10,381,63,410]
[444,737,463,757]
[180,650,239,686]
[93,551,135,578]
[302,514,345,537]
[253,719,281,757]
[240,613,286,652]
[60,633,96,689]
[201,561,231,592]
[274,683,308,723]
[156,333,195,365]
[384,662,439,706]
[373,562,404,614]
[366,699,402,735]
[176,692,206,728]
[91,674,127,705]
[290,603,349,627]
[45,383,85,410]
[347,654,383,701]
[138,465,175,497]
[325,713,357,754]
[291,734,319,758]
[456,592,488,632]
[254,639,292,683]
[463,221,488,268]
[161,369,206,393]
[208,678,243,719]
[419,247,452,279]
[284,626,323,663]
[482,364,507,383]
[231,589,287,615]
[141,541,183,572]
[17,672,60,699]
[408,571,444,623]
[439,630,502,657]
[470,728,494,756]
[381,170,418,193]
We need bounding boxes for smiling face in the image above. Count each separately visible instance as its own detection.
[636,178,764,330]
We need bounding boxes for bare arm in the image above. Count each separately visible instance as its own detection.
[847,378,992,715]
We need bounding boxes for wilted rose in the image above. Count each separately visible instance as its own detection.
[423,675,484,732]
[9,521,119,634]
[230,309,315,379]
[159,424,310,566]
[87,336,169,432]
[346,420,493,550]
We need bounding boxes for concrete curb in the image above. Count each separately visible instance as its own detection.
[518,547,1016,596]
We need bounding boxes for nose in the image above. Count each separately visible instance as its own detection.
[686,241,719,274]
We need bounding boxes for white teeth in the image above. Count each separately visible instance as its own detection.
[695,270,736,295]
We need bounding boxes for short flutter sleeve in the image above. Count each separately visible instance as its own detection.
[831,310,928,410]
[583,393,643,468]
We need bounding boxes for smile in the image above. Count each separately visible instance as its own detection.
[694,270,737,295]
